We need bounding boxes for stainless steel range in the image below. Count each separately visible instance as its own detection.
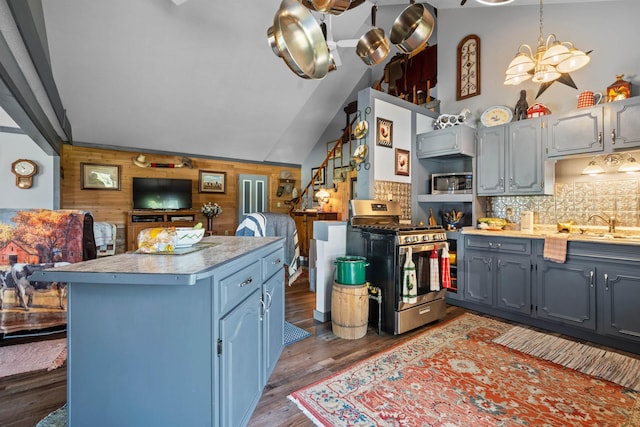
[346,199,448,335]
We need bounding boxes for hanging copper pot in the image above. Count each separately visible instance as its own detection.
[267,0,333,80]
[389,1,435,54]
[356,5,390,66]
[308,0,352,15]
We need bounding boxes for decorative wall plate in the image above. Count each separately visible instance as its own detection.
[480,106,513,127]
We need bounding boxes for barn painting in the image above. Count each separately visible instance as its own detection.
[0,209,95,338]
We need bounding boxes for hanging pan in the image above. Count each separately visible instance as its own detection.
[356,5,390,66]
[307,0,352,16]
[267,0,333,80]
[389,0,435,54]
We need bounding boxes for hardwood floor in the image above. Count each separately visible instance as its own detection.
[248,273,466,426]
[2,269,637,426]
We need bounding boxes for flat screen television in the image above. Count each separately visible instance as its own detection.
[132,178,192,210]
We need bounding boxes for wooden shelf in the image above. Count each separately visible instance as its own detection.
[417,194,473,203]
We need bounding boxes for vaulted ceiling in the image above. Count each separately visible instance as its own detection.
[2,0,615,165]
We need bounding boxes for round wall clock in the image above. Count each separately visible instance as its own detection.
[11,159,38,189]
[480,106,513,127]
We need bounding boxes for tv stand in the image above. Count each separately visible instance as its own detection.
[126,210,199,251]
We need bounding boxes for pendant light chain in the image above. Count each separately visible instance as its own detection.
[537,0,544,47]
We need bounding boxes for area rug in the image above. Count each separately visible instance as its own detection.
[494,325,640,392]
[284,321,312,346]
[0,338,66,378]
[36,404,66,427]
[288,313,640,426]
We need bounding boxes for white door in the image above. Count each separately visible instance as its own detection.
[238,174,268,223]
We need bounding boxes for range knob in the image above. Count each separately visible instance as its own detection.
[404,236,413,244]
[422,234,431,242]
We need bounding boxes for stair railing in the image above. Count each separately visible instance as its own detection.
[289,115,358,214]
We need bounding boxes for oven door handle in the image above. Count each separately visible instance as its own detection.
[399,242,447,254]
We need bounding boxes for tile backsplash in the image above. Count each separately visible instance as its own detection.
[488,178,640,227]
[374,180,412,220]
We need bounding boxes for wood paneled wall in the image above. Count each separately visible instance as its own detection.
[60,145,301,240]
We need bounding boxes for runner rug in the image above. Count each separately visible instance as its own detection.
[288,313,640,426]
[494,325,640,392]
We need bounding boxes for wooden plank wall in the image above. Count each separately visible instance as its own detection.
[60,145,301,251]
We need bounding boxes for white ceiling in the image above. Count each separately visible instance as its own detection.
[4,0,618,164]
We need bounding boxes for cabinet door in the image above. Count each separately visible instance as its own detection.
[508,119,545,194]
[600,266,640,344]
[476,127,506,195]
[609,97,640,149]
[536,260,596,330]
[464,251,493,305]
[495,254,531,315]
[547,107,604,157]
[416,125,475,158]
[219,289,263,427]
[263,273,284,383]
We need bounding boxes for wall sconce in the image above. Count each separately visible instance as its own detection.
[618,153,640,173]
[581,158,604,175]
[581,152,640,175]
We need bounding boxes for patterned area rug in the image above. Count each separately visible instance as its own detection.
[494,325,640,392]
[288,313,640,426]
[284,321,311,346]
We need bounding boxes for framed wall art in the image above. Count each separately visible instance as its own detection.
[80,163,121,190]
[457,34,481,101]
[376,117,393,148]
[311,167,325,185]
[327,140,342,159]
[199,170,226,193]
[395,149,410,176]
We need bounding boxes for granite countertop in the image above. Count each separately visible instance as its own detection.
[461,225,640,246]
[33,236,283,285]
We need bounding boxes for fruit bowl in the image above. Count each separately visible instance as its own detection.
[174,227,205,247]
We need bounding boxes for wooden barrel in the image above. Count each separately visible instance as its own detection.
[331,281,369,339]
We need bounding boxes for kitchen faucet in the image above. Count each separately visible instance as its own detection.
[588,214,617,233]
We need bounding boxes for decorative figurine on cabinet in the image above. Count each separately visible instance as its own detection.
[514,90,528,121]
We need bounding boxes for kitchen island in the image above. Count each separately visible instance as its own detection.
[449,227,640,354]
[32,235,285,427]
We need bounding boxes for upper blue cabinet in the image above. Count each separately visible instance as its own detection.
[547,97,640,158]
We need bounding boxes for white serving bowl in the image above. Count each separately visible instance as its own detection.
[174,227,205,247]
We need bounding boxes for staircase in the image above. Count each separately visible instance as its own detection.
[289,114,358,217]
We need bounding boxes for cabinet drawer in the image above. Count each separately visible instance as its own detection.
[465,236,531,254]
[218,260,261,314]
[263,247,285,281]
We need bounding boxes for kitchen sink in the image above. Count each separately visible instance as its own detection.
[571,232,640,241]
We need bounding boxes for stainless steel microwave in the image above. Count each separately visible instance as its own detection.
[431,172,473,194]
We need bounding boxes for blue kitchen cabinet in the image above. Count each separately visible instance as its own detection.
[536,258,597,331]
[476,126,505,195]
[464,251,493,305]
[547,96,640,157]
[464,235,532,314]
[33,237,285,427]
[416,124,476,158]
[477,118,551,195]
[599,264,640,345]
[219,288,263,427]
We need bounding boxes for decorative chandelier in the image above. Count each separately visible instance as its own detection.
[504,0,590,86]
